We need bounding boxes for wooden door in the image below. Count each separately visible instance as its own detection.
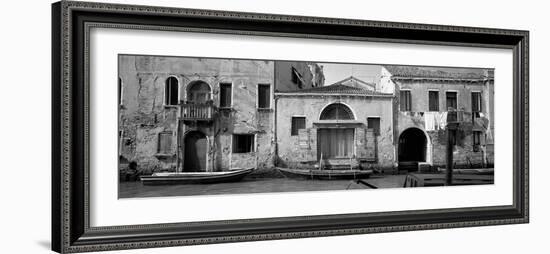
[184,131,207,171]
[317,128,354,159]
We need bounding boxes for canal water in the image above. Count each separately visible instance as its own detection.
[119,175,407,199]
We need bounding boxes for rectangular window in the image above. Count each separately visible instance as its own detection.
[258,84,271,109]
[399,90,411,111]
[291,117,306,136]
[367,117,381,135]
[428,91,439,111]
[219,83,232,108]
[157,132,172,154]
[471,92,482,112]
[233,134,255,153]
[446,91,458,111]
[473,131,482,152]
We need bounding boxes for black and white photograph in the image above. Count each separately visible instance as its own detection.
[117,55,495,198]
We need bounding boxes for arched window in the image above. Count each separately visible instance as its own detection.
[165,77,179,106]
[320,103,354,120]
[187,81,211,104]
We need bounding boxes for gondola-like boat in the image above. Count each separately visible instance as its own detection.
[277,167,372,180]
[140,168,253,185]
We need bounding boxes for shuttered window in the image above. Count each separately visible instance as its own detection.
[428,91,439,111]
[258,84,271,109]
[400,90,411,111]
[471,92,482,112]
[158,132,172,154]
[219,83,232,108]
[291,117,306,136]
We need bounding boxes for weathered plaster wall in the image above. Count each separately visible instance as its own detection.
[397,80,491,113]
[392,78,495,169]
[118,55,275,172]
[275,95,395,169]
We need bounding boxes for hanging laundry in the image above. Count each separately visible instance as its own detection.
[438,112,448,130]
[424,112,437,131]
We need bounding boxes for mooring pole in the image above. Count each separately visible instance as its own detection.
[445,122,459,186]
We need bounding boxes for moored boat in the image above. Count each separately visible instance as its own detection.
[277,167,372,180]
[140,168,253,185]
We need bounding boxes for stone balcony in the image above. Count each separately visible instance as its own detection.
[180,103,216,122]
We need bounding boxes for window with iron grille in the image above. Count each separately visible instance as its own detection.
[291,117,306,136]
[473,131,482,152]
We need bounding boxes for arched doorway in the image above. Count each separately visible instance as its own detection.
[187,81,211,104]
[398,128,427,171]
[184,131,207,172]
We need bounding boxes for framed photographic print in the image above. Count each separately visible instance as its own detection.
[51,1,529,253]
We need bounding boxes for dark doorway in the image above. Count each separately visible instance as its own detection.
[184,131,207,171]
[398,128,427,163]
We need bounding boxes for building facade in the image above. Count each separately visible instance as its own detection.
[274,82,395,171]
[118,55,317,173]
[119,55,494,175]
[380,66,495,170]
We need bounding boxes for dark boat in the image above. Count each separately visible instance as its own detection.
[140,168,253,185]
[277,167,372,180]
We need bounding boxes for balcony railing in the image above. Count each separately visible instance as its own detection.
[447,110,482,124]
[180,103,216,121]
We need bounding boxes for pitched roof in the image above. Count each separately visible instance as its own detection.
[384,65,493,80]
[277,84,392,96]
[329,76,376,88]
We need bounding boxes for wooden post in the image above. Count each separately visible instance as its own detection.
[445,124,458,186]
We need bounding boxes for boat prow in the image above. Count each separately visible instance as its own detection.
[140,168,253,185]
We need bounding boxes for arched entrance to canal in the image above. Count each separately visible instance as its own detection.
[398,127,429,171]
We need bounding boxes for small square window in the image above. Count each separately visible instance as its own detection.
[233,134,255,153]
